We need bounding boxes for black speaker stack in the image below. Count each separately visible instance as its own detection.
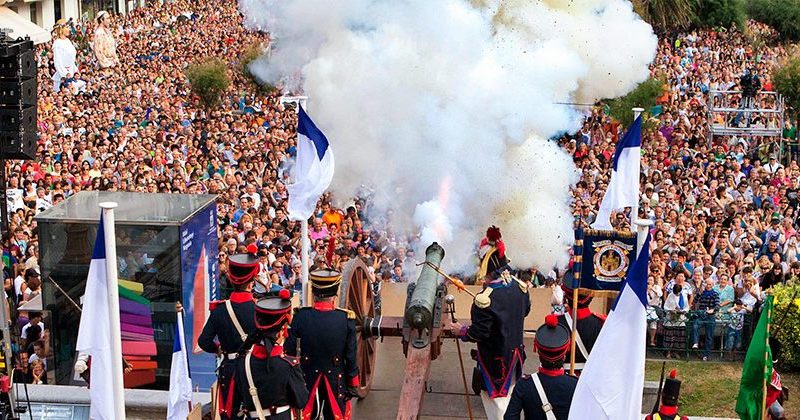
[0,35,37,161]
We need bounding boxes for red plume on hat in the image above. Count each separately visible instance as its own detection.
[486,226,502,242]
[246,243,258,256]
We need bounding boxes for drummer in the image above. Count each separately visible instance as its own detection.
[285,269,359,419]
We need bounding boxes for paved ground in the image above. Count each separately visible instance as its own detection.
[351,336,540,419]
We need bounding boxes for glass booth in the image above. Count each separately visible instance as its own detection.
[36,191,219,390]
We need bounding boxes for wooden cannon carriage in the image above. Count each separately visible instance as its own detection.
[336,243,468,419]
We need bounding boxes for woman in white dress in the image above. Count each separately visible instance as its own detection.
[51,26,77,92]
[93,11,119,68]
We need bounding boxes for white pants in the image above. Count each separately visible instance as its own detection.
[480,378,516,420]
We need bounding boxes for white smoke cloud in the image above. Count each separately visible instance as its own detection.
[239,0,656,271]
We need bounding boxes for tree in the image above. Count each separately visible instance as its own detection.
[691,0,746,29]
[748,0,800,41]
[185,58,230,109]
[239,44,275,93]
[604,77,666,127]
[773,55,800,119]
[633,0,696,32]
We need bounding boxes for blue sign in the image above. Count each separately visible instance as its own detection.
[179,204,219,391]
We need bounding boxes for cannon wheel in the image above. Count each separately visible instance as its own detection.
[338,257,378,399]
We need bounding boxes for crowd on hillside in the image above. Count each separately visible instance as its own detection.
[0,0,796,381]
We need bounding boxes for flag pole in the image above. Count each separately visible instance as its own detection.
[569,271,580,376]
[99,202,126,420]
[297,97,310,307]
[762,299,772,420]
[630,107,644,235]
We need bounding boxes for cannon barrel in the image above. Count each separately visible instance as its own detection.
[404,242,445,331]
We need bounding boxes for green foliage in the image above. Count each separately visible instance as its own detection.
[771,281,800,371]
[691,0,746,29]
[185,58,231,109]
[748,0,800,41]
[633,0,696,32]
[773,55,800,119]
[239,43,276,93]
[604,77,665,127]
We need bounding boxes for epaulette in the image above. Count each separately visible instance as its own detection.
[475,288,492,309]
[280,354,300,367]
[208,300,225,311]
[336,307,356,320]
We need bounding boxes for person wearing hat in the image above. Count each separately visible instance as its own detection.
[93,10,119,69]
[558,272,605,374]
[235,292,308,420]
[477,226,509,281]
[504,315,578,420]
[198,246,260,420]
[451,226,530,419]
[644,369,688,420]
[285,269,359,419]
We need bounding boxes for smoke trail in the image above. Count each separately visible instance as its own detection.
[239,0,656,271]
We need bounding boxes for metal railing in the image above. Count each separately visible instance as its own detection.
[707,90,785,139]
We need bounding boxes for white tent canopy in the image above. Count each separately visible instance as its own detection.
[0,7,50,45]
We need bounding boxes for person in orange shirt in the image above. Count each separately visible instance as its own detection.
[321,203,344,228]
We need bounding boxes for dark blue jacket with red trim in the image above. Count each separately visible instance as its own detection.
[557,307,605,368]
[285,302,359,414]
[234,340,308,414]
[462,279,530,397]
[504,368,578,420]
[198,291,256,355]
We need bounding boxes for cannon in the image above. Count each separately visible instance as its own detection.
[338,242,469,419]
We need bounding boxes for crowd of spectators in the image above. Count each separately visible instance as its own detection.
[564,22,798,360]
[0,0,796,380]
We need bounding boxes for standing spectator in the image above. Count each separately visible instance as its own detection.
[51,26,77,92]
[692,279,720,361]
[725,299,749,358]
[663,284,689,359]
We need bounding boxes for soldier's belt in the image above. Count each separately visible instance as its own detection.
[248,405,289,417]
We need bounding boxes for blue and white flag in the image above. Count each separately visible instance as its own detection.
[167,310,192,420]
[287,106,335,221]
[568,234,650,420]
[75,215,117,420]
[592,116,642,230]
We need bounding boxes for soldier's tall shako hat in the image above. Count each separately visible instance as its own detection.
[227,244,260,285]
[662,369,682,407]
[561,272,593,307]
[534,314,571,363]
[310,269,342,298]
[254,290,292,332]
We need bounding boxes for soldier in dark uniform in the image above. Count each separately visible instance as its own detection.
[198,250,259,419]
[477,225,508,280]
[235,291,309,420]
[285,269,359,420]
[644,369,688,420]
[451,226,530,420]
[558,279,605,374]
[504,314,578,420]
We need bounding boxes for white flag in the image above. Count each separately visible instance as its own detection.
[75,215,118,420]
[569,234,650,420]
[287,105,335,221]
[593,116,642,230]
[167,310,192,420]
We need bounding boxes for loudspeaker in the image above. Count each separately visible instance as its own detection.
[0,77,35,106]
[0,37,33,59]
[0,130,37,160]
[0,50,35,79]
[0,105,35,132]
